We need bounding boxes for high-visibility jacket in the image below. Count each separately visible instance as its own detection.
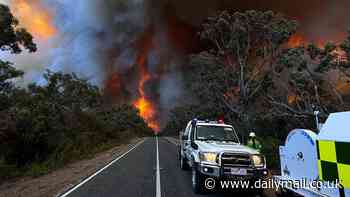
[247,138,262,151]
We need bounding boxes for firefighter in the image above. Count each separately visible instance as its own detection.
[247,132,262,151]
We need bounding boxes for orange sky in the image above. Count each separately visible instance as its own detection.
[11,0,56,40]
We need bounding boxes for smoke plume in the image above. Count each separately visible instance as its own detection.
[1,0,350,129]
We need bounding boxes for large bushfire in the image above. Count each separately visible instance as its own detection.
[4,0,350,133]
[10,0,56,40]
[133,67,159,132]
[286,31,350,102]
[107,13,199,133]
[132,26,160,133]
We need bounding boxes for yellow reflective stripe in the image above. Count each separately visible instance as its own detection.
[338,163,350,189]
[318,160,323,180]
[319,140,337,162]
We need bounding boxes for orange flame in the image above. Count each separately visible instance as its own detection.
[288,31,347,49]
[132,26,160,133]
[287,33,306,48]
[287,94,297,104]
[11,0,56,40]
[336,81,350,95]
[133,67,160,132]
[105,72,122,98]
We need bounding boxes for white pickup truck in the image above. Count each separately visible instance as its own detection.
[178,119,268,193]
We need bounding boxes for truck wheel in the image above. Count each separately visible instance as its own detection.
[253,188,265,197]
[178,148,189,170]
[191,167,204,194]
[275,188,295,197]
[179,153,189,170]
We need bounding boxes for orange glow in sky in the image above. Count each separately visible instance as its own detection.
[11,0,56,40]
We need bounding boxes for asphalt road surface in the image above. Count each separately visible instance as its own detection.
[60,137,266,197]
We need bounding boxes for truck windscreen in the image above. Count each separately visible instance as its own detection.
[196,126,239,143]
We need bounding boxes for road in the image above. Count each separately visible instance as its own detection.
[60,137,266,197]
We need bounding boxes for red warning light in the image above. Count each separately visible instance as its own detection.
[218,116,225,124]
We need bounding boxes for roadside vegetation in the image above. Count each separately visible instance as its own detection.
[164,10,350,169]
[1,2,350,178]
[0,4,151,183]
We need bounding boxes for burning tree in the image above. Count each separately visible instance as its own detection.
[269,34,350,118]
[164,9,350,168]
[186,10,350,132]
[190,10,297,127]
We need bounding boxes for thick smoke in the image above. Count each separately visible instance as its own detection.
[2,0,350,128]
[46,0,148,85]
[160,0,350,43]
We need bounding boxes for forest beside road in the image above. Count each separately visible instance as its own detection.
[1,3,350,195]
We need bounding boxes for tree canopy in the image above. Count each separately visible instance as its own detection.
[165,10,350,168]
[0,4,36,54]
[189,10,298,126]
[0,4,151,181]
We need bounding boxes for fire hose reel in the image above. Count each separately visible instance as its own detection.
[280,129,318,181]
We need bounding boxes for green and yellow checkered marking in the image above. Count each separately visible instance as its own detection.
[317,140,350,189]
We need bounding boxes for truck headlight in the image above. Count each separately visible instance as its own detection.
[199,152,217,163]
[251,155,265,168]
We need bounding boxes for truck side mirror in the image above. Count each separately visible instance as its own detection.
[191,141,198,150]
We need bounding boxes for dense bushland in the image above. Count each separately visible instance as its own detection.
[0,66,152,181]
[163,10,350,169]
[0,4,152,182]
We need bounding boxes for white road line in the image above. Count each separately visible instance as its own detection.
[156,136,162,197]
[60,138,146,197]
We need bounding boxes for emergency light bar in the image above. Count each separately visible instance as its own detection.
[191,119,225,125]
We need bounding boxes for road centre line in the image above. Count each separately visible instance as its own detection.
[156,136,162,197]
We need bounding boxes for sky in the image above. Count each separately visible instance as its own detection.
[2,0,350,86]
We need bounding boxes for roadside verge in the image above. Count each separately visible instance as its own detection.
[0,137,145,197]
